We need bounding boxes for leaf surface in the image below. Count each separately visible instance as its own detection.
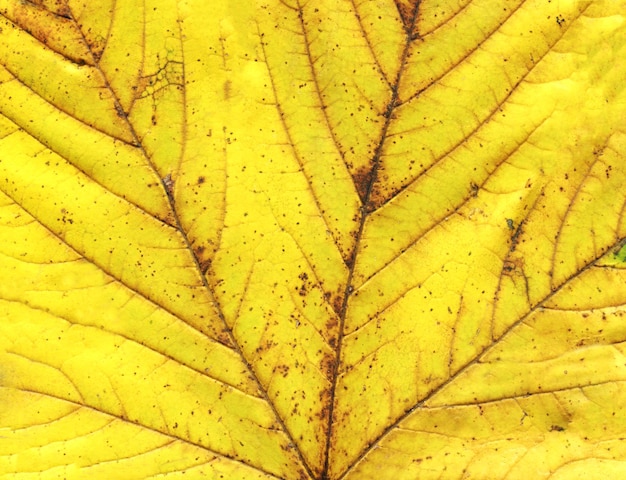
[1,0,626,478]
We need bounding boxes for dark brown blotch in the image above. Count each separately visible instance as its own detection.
[352,166,374,203]
[395,0,422,39]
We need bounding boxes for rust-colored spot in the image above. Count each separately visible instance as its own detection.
[115,103,126,118]
[352,166,373,203]
[27,0,72,18]
[367,184,388,211]
[509,221,524,252]
[394,0,421,37]
[217,328,233,347]
[197,176,206,185]
[223,80,232,100]
[331,294,344,315]
[319,350,334,380]
[345,248,356,269]
[502,256,525,278]
[194,244,214,275]
[325,316,339,349]
[317,385,333,421]
[274,364,290,378]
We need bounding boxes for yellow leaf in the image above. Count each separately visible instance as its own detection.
[1,0,626,479]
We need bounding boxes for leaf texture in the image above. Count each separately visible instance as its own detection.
[1,0,626,478]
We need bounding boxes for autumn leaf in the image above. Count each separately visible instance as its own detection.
[1,0,626,478]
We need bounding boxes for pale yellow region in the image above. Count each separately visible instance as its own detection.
[177,0,351,291]
[546,263,626,310]
[66,0,113,61]
[0,80,172,224]
[586,0,626,19]
[429,264,626,406]
[431,264,626,406]
[173,0,233,267]
[434,342,626,406]
[500,45,626,311]
[194,21,351,464]
[542,11,626,283]
[127,0,186,181]
[495,265,626,363]
[357,68,557,285]
[0,0,93,66]
[355,130,546,311]
[0,390,278,480]
[416,0,473,34]
[0,15,131,143]
[193,9,354,460]
[97,0,144,111]
[234,263,335,476]
[0,190,80,263]
[349,0,405,85]
[173,1,243,270]
[0,132,225,343]
[254,0,370,261]
[346,383,626,479]
[551,460,626,480]
[0,194,257,394]
[551,135,626,282]
[332,209,514,477]
[264,0,393,173]
[0,305,305,479]
[215,211,339,473]
[361,3,626,286]
[381,0,590,203]
[411,0,523,93]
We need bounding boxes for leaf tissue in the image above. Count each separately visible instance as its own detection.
[1,0,626,478]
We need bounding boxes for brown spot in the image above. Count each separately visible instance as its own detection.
[320,354,335,381]
[274,364,290,378]
[217,329,233,347]
[194,245,212,274]
[162,174,174,197]
[115,103,126,118]
[394,0,421,37]
[509,221,524,252]
[331,294,344,315]
[24,0,71,18]
[325,316,339,349]
[317,386,333,421]
[197,176,205,185]
[345,248,356,269]
[367,184,388,211]
[352,166,373,203]
[223,80,232,100]
[502,256,525,277]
